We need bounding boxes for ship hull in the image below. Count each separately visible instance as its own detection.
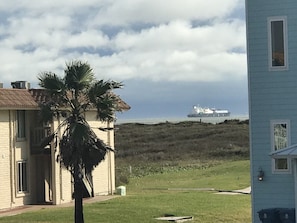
[187,105,230,118]
[187,112,230,118]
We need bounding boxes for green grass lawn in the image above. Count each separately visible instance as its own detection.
[0,160,251,223]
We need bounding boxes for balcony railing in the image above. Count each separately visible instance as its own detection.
[31,127,51,154]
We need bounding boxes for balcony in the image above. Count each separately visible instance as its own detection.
[30,127,52,154]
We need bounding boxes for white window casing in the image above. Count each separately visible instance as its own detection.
[17,160,28,194]
[268,16,288,71]
[271,120,291,173]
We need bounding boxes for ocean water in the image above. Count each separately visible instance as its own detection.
[115,115,249,125]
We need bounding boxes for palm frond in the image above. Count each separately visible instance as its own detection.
[69,120,91,145]
[94,94,118,122]
[83,138,107,173]
[109,80,123,89]
[88,80,123,100]
[58,117,108,172]
[40,133,55,148]
[87,80,122,121]
[88,80,109,101]
[38,72,65,94]
[64,60,94,91]
[38,103,56,124]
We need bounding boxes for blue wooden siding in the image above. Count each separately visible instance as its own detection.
[246,0,297,222]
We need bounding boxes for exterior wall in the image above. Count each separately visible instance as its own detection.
[92,152,115,195]
[85,111,115,195]
[0,110,32,210]
[246,0,297,222]
[0,110,12,209]
[0,108,116,210]
[12,110,32,207]
[50,111,116,203]
[51,118,73,205]
[59,168,73,204]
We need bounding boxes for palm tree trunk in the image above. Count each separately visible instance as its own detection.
[74,166,84,223]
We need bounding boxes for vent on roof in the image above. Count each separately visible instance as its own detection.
[11,81,30,89]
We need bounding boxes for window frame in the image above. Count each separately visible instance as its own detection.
[271,120,291,173]
[17,160,29,194]
[268,16,288,71]
[16,110,26,140]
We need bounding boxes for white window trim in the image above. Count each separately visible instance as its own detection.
[16,160,29,195]
[271,120,291,173]
[268,16,288,71]
[16,110,26,141]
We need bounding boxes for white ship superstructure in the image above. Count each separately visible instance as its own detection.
[187,105,230,117]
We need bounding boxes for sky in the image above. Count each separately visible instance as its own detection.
[0,0,248,119]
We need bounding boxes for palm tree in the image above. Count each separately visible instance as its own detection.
[38,60,123,223]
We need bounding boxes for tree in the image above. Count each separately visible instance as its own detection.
[38,60,123,223]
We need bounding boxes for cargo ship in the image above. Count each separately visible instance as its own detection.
[187,105,230,117]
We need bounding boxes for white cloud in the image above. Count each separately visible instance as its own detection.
[0,0,105,12]
[112,19,245,52]
[66,30,110,49]
[93,0,241,26]
[91,19,246,82]
[0,0,246,86]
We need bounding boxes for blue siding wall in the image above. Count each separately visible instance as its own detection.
[246,0,297,222]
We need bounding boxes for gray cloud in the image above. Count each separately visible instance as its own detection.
[92,0,242,26]
[0,0,248,118]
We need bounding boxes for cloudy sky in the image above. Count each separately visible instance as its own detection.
[0,0,247,120]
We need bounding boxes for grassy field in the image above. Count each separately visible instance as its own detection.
[115,119,249,184]
[0,120,251,223]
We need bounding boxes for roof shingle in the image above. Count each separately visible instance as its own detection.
[0,88,38,109]
[0,88,130,111]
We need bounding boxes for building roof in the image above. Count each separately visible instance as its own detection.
[0,88,38,110]
[115,96,130,111]
[270,144,297,159]
[29,89,130,111]
[29,89,50,104]
[0,88,130,111]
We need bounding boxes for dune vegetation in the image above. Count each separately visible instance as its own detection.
[115,119,249,185]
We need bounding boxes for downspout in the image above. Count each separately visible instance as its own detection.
[107,121,113,194]
[294,159,297,223]
[51,115,63,205]
[9,110,15,206]
[58,115,64,202]
[50,121,58,205]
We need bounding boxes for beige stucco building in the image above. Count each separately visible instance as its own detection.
[0,82,129,210]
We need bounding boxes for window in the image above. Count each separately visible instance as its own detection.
[271,120,290,171]
[17,161,28,193]
[268,17,288,70]
[17,110,26,139]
